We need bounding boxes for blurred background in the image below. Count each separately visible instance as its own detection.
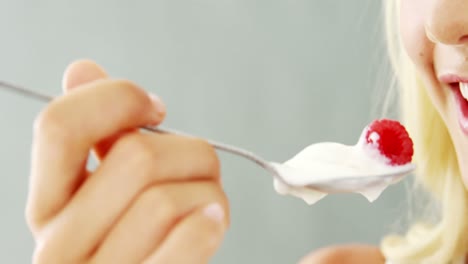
[0,0,412,263]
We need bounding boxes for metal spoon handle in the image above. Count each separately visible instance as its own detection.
[143,126,278,175]
[0,81,55,101]
[0,80,279,177]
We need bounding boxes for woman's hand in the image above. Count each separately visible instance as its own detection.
[299,244,386,264]
[25,60,229,264]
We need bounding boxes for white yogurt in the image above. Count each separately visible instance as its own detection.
[273,129,412,205]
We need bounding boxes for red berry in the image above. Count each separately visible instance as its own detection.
[365,119,414,165]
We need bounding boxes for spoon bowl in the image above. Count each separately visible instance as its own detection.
[300,165,414,193]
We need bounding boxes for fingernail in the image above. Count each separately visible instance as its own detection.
[148,93,166,114]
[203,203,224,223]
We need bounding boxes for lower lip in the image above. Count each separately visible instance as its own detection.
[450,83,468,135]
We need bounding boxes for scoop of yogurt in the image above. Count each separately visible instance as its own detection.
[273,119,414,205]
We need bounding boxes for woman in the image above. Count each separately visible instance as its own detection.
[26,0,468,263]
[302,0,468,263]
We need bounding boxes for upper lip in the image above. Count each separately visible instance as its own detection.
[438,74,468,84]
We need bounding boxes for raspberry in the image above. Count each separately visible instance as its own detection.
[365,119,414,165]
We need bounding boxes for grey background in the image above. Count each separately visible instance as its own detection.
[0,1,411,263]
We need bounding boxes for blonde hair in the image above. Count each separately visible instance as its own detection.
[380,1,468,263]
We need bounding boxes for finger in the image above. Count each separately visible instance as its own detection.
[61,59,108,92]
[91,181,228,264]
[26,77,165,232]
[36,133,222,261]
[143,203,227,264]
[61,59,118,161]
[89,90,166,159]
[61,60,166,159]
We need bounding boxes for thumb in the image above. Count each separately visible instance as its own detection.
[62,59,108,92]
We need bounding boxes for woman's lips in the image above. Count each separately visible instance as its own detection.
[438,74,468,135]
[449,82,468,135]
[439,74,468,84]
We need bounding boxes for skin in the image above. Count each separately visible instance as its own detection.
[302,0,468,263]
[26,60,230,264]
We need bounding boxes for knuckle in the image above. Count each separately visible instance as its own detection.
[32,247,51,264]
[111,79,142,98]
[25,204,41,236]
[33,105,71,143]
[196,216,225,251]
[139,187,177,220]
[110,79,151,112]
[112,134,158,180]
[190,139,220,178]
[114,134,153,160]
[32,240,61,264]
[33,233,85,264]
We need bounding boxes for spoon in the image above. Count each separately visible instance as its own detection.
[0,80,414,193]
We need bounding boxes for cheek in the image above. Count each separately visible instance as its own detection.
[399,0,446,111]
[399,0,433,72]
